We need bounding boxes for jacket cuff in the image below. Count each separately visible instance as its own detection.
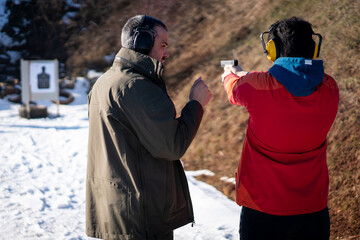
[223,73,238,85]
[187,100,204,115]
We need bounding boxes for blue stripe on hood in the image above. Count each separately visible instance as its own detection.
[269,57,324,97]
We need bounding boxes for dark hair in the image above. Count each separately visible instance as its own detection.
[121,15,167,50]
[268,17,315,59]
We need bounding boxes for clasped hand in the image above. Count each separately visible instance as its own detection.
[189,77,212,108]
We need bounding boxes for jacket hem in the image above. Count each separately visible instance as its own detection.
[86,229,135,240]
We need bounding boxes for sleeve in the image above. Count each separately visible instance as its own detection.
[223,72,255,108]
[119,78,204,160]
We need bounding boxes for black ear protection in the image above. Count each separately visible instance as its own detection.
[260,24,322,62]
[133,16,156,54]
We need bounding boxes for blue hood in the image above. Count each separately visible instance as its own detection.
[269,57,324,97]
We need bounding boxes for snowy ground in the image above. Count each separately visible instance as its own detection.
[0,78,241,240]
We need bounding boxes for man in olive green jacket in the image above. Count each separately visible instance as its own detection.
[86,15,212,240]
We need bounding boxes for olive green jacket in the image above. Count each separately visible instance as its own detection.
[86,48,203,239]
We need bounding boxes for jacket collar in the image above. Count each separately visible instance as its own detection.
[113,48,165,87]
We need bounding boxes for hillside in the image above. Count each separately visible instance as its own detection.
[2,0,359,239]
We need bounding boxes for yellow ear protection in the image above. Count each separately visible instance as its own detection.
[133,16,156,54]
[260,24,280,62]
[263,37,279,62]
[260,26,322,62]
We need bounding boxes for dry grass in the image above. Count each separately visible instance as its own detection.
[66,0,360,238]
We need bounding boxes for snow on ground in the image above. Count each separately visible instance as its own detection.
[0,78,241,240]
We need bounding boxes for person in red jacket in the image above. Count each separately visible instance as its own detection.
[221,16,339,240]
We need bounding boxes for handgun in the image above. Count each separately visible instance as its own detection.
[220,59,238,67]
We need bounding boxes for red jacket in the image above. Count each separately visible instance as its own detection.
[223,59,338,215]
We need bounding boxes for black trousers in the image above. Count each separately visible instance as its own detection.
[239,206,330,240]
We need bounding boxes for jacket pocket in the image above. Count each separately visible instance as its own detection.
[90,177,131,233]
[108,180,130,217]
